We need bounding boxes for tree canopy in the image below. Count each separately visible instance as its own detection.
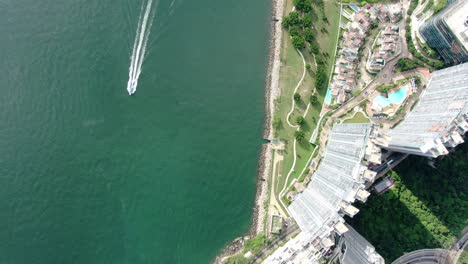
[292,36,305,49]
[294,130,306,141]
[314,67,327,90]
[296,116,305,126]
[351,143,468,262]
[293,0,312,13]
[294,93,301,102]
[309,95,318,105]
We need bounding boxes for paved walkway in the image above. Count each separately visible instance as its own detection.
[286,49,306,129]
[278,48,312,215]
[268,152,288,218]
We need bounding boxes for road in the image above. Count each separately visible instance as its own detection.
[250,223,299,264]
[315,6,411,155]
[391,227,468,264]
[391,249,451,264]
[451,227,468,264]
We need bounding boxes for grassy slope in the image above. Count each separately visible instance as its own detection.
[350,143,468,262]
[459,250,468,264]
[274,0,340,195]
[343,112,369,123]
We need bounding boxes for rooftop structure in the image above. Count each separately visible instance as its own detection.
[373,177,395,195]
[419,0,468,64]
[336,224,385,264]
[381,63,468,157]
[329,8,376,105]
[368,26,400,72]
[264,124,382,264]
[263,232,321,264]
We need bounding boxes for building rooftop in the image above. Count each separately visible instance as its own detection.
[445,1,468,50]
[289,123,373,238]
[265,124,380,264]
[263,232,320,264]
[386,62,468,156]
[340,224,385,264]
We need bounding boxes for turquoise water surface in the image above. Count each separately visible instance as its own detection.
[373,85,409,108]
[325,88,332,105]
[0,0,271,263]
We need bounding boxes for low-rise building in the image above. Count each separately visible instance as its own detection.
[368,26,400,72]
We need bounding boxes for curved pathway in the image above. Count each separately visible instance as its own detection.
[277,49,308,215]
[286,49,307,128]
[391,249,451,264]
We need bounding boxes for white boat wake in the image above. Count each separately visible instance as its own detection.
[126,0,157,95]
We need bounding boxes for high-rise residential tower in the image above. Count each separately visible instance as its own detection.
[419,0,468,64]
[382,63,468,157]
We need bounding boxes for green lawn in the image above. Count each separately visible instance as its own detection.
[343,112,369,123]
[316,1,341,82]
[459,250,468,264]
[273,0,341,198]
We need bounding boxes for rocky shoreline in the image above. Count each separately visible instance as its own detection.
[212,0,284,262]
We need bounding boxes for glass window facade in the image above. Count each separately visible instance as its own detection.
[419,1,468,64]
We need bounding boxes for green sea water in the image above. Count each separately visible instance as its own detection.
[0,0,271,263]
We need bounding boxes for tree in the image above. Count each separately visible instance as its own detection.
[289,27,300,37]
[282,16,291,28]
[293,0,312,12]
[433,60,445,69]
[289,11,300,25]
[306,64,311,70]
[309,95,318,105]
[304,29,315,43]
[292,35,305,49]
[282,12,301,28]
[295,130,305,142]
[296,116,305,126]
[314,67,327,90]
[396,58,418,72]
[302,16,312,28]
[310,44,319,55]
[433,0,447,14]
[294,93,301,102]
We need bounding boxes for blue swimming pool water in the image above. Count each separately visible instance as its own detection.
[373,85,408,109]
[349,4,360,12]
[325,88,332,105]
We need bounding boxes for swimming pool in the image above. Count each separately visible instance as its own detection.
[325,88,332,105]
[349,4,360,12]
[373,85,409,109]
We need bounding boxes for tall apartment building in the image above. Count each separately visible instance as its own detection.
[381,63,468,157]
[264,124,383,264]
[419,0,468,64]
[335,224,384,264]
